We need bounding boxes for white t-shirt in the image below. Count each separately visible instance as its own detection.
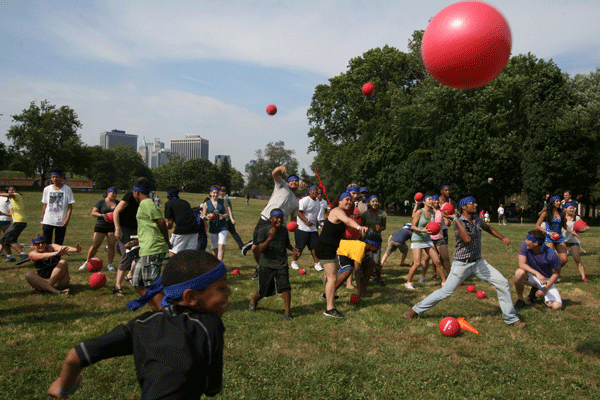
[41,184,75,226]
[0,198,11,222]
[497,206,505,216]
[298,195,320,232]
[317,199,328,221]
[260,177,299,220]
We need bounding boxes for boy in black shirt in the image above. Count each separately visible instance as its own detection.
[47,250,231,399]
[248,208,299,321]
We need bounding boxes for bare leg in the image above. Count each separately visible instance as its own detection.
[570,245,587,281]
[323,262,338,311]
[86,232,107,262]
[282,290,291,315]
[406,248,423,284]
[106,233,117,264]
[514,268,527,299]
[25,260,70,295]
[217,244,225,261]
[425,247,446,284]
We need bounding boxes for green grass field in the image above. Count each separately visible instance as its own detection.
[1,191,599,399]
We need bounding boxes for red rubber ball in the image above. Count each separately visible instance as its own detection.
[421,1,512,89]
[466,284,476,293]
[89,272,107,289]
[426,221,441,235]
[287,221,298,232]
[440,202,455,215]
[299,269,306,275]
[104,212,114,224]
[362,82,375,96]
[477,290,486,299]
[439,316,461,337]
[573,220,588,233]
[266,104,277,115]
[350,294,361,305]
[414,192,424,202]
[87,257,103,272]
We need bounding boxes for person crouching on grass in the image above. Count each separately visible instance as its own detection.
[48,250,231,399]
[513,231,562,310]
[25,235,81,295]
[248,208,300,321]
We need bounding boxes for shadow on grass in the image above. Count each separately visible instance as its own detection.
[576,341,600,359]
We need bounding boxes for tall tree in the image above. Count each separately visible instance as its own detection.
[153,156,218,193]
[6,100,84,183]
[246,141,298,194]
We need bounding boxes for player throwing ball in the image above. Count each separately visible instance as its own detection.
[404,194,525,328]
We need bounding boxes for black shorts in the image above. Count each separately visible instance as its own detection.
[0,222,27,245]
[94,225,115,234]
[294,230,318,250]
[257,266,291,297]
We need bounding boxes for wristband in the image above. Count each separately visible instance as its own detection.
[54,252,57,257]
[130,241,135,246]
[58,380,79,395]
[452,217,459,221]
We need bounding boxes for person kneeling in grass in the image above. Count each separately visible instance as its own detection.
[248,208,300,321]
[25,235,81,295]
[513,230,562,310]
[47,250,231,399]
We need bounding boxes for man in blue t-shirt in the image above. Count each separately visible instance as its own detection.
[380,223,411,267]
[514,230,562,310]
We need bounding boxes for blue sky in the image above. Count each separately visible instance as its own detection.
[1,0,599,173]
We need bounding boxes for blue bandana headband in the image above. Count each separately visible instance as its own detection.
[563,201,576,208]
[368,195,378,202]
[360,187,368,193]
[432,195,439,201]
[527,234,544,244]
[270,210,284,218]
[128,261,228,311]
[133,185,151,194]
[339,192,351,201]
[347,186,358,193]
[287,176,299,183]
[210,186,220,192]
[459,196,476,208]
[32,236,46,244]
[365,239,382,247]
[423,194,433,201]
[441,185,450,190]
[309,185,318,191]
[167,192,179,199]
[548,195,560,203]
[51,172,66,178]
[104,188,117,197]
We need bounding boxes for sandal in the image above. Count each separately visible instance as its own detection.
[125,277,133,285]
[113,287,124,296]
[59,289,70,296]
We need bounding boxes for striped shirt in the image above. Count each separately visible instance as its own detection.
[453,214,484,261]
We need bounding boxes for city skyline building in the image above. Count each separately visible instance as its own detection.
[170,135,209,161]
[99,129,137,150]
[215,155,231,166]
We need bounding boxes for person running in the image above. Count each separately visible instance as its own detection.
[563,201,589,283]
[513,230,562,310]
[314,192,368,318]
[0,186,30,265]
[26,234,81,295]
[219,186,246,251]
[380,224,411,268]
[291,185,322,271]
[536,194,577,268]
[164,186,199,257]
[405,194,446,290]
[202,186,229,261]
[79,187,119,272]
[41,168,75,245]
[404,194,526,328]
[243,166,300,280]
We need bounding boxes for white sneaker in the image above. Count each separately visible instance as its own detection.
[107,264,116,271]
[405,282,415,291]
[418,276,426,283]
[79,262,88,271]
[314,262,323,271]
[291,261,299,270]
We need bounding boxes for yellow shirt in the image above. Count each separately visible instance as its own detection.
[10,193,26,223]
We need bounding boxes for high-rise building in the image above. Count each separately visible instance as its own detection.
[214,155,231,166]
[100,129,137,150]
[170,135,209,161]
[139,137,169,168]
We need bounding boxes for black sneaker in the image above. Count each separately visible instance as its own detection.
[16,254,30,265]
[248,303,256,312]
[527,286,537,303]
[324,308,344,318]
[252,268,259,280]
[3,256,16,263]
[283,313,293,321]
[514,299,526,309]
[320,293,339,301]
[241,241,253,256]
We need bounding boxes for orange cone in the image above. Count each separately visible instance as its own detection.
[457,317,479,334]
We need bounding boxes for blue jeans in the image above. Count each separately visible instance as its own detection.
[412,258,519,324]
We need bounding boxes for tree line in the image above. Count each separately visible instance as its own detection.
[306,31,600,216]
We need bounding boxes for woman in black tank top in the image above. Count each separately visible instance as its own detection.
[314,192,368,318]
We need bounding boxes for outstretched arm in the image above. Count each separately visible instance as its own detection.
[47,348,83,398]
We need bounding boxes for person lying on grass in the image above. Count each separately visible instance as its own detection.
[25,234,81,296]
[47,250,231,399]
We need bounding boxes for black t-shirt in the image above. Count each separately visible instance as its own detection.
[164,198,199,235]
[118,192,139,230]
[34,248,60,279]
[75,305,224,400]
[94,198,119,230]
[256,224,290,269]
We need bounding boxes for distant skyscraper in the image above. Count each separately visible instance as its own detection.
[245,159,257,173]
[100,129,137,150]
[170,135,209,161]
[139,137,169,168]
[214,155,231,166]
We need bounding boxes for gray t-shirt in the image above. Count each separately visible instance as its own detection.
[260,177,299,220]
